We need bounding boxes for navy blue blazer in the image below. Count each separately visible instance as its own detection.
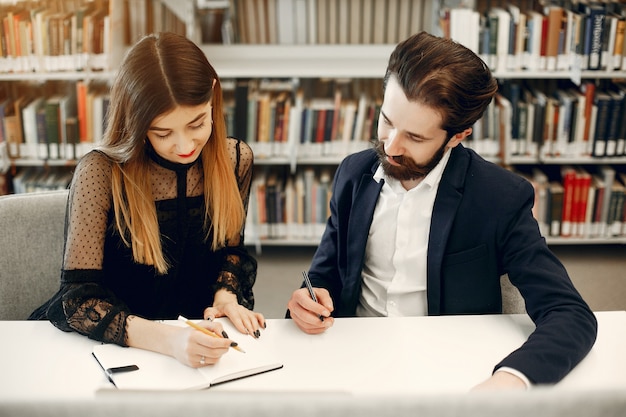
[306,144,597,385]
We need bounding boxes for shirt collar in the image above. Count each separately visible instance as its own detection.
[373,148,452,191]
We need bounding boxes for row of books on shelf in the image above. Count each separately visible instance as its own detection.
[245,166,333,241]
[0,0,111,73]
[230,0,428,45]
[515,164,626,240]
[5,162,626,242]
[243,163,626,243]
[443,1,626,73]
[125,0,189,45]
[494,79,626,161]
[7,77,626,166]
[8,166,72,194]
[1,80,109,161]
[222,77,626,163]
[224,78,383,160]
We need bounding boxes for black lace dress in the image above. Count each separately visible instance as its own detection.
[29,138,257,346]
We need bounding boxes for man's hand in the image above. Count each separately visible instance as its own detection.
[287,287,334,334]
[471,370,528,391]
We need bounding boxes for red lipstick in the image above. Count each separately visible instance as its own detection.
[177,149,196,158]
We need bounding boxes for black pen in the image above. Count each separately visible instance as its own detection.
[302,270,325,322]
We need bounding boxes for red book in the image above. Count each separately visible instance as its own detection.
[560,166,577,237]
[581,81,596,147]
[315,109,327,143]
[573,169,591,237]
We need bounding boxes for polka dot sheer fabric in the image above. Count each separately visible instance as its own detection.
[31,138,257,345]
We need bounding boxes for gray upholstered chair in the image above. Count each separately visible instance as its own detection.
[0,189,68,319]
[501,274,526,314]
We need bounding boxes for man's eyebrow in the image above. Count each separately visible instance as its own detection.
[380,109,434,141]
[148,112,207,131]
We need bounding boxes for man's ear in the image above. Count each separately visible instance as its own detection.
[447,127,472,149]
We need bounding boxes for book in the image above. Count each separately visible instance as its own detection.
[585,4,605,70]
[372,0,386,44]
[396,0,411,42]
[409,0,423,33]
[606,179,625,236]
[92,320,282,391]
[526,10,545,71]
[20,97,44,159]
[44,96,62,159]
[265,0,277,44]
[601,13,617,70]
[573,167,591,237]
[548,180,564,237]
[598,165,616,237]
[591,91,612,157]
[605,89,624,157]
[276,0,297,45]
[545,5,564,71]
[293,0,308,44]
[306,0,317,44]
[589,173,605,237]
[560,165,577,237]
[337,0,349,44]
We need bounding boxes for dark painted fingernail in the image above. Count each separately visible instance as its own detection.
[222,330,229,338]
[230,342,238,347]
[254,330,261,338]
[263,322,267,328]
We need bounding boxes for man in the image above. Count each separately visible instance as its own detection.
[287,32,597,390]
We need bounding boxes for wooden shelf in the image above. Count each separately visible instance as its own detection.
[0,70,115,82]
[200,44,395,78]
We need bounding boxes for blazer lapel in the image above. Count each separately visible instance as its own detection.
[427,146,468,315]
[345,167,383,306]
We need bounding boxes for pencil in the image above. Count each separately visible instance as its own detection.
[178,316,246,353]
[302,270,325,322]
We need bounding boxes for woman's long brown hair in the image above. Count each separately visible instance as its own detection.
[98,32,245,274]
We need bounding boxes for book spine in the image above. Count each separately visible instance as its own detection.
[587,6,605,70]
[592,93,611,157]
[561,167,577,237]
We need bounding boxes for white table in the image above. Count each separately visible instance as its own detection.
[1,312,625,417]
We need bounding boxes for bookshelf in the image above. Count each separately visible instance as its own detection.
[1,0,625,246]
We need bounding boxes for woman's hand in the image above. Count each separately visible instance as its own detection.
[169,320,232,368]
[204,289,266,338]
[125,316,231,368]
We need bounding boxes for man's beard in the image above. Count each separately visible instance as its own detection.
[374,139,448,182]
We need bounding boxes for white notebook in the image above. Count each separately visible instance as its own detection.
[92,322,282,391]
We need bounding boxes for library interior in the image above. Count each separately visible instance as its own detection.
[0,0,625,415]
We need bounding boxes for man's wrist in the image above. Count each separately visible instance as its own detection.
[495,367,531,389]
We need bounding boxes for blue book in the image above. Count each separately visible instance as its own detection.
[584,4,606,70]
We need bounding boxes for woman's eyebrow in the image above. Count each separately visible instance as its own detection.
[149,112,208,131]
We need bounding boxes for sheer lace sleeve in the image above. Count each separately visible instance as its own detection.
[215,138,257,309]
[45,151,130,345]
[230,137,254,216]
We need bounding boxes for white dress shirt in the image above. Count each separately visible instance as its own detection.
[356,149,451,317]
[354,149,531,388]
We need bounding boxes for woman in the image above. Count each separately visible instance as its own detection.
[30,32,264,368]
